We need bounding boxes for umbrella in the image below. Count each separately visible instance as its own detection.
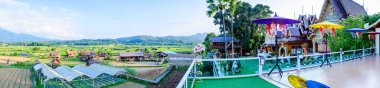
[252,13,300,77]
[309,20,344,67]
[309,20,344,29]
[344,28,367,59]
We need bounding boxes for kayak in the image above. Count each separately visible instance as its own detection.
[288,75,307,88]
[306,80,330,88]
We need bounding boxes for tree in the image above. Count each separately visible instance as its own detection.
[226,0,242,58]
[203,32,217,52]
[211,2,273,55]
[206,0,229,57]
[328,16,373,51]
[363,13,380,25]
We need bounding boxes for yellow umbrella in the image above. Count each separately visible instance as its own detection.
[309,20,344,68]
[309,20,344,29]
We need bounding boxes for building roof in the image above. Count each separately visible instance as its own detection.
[367,19,380,31]
[54,65,85,82]
[119,52,144,57]
[72,64,107,79]
[34,63,65,82]
[319,0,367,21]
[288,28,301,37]
[67,50,77,55]
[88,64,126,76]
[210,37,239,42]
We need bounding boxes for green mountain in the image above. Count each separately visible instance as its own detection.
[0,28,50,42]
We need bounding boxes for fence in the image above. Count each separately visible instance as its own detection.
[176,47,376,88]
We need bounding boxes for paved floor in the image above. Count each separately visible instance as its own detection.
[0,68,31,88]
[266,55,380,88]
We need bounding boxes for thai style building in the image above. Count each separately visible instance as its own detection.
[263,15,317,56]
[319,0,367,23]
[210,36,242,58]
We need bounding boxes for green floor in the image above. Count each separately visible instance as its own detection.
[193,76,278,88]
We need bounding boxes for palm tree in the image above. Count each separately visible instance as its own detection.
[207,0,237,58]
[226,0,241,58]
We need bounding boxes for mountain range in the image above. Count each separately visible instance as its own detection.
[0,28,207,44]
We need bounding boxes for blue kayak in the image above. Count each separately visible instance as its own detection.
[306,80,330,88]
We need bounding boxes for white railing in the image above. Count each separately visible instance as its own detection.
[176,47,376,88]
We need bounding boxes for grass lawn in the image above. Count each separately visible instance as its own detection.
[193,76,278,88]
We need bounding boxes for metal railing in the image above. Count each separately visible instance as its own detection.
[176,47,376,88]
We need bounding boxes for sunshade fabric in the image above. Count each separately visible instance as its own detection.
[89,64,126,76]
[73,64,105,79]
[54,65,85,82]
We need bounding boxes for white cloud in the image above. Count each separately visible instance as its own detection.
[0,0,82,40]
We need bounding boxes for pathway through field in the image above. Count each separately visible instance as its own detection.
[0,68,31,88]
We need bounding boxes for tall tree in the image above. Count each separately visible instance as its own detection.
[203,33,217,52]
[206,0,229,58]
[226,0,242,58]
[212,2,273,55]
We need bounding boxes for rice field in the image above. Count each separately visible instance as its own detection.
[0,68,32,88]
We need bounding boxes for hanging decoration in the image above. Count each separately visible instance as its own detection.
[331,27,335,36]
[319,27,323,36]
[266,24,271,35]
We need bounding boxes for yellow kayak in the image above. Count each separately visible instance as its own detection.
[288,75,307,88]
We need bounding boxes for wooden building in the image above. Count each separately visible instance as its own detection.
[47,51,61,59]
[119,52,144,61]
[80,50,96,61]
[66,50,77,57]
[210,37,242,58]
[319,0,367,23]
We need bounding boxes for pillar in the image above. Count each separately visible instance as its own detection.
[312,40,316,54]
[376,28,380,54]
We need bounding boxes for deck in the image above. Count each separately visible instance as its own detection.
[266,55,380,88]
[0,68,32,88]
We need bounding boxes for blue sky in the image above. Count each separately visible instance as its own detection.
[0,0,378,40]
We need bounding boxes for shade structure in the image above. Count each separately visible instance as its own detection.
[89,64,126,76]
[251,13,300,77]
[344,28,367,32]
[365,31,380,34]
[73,64,107,79]
[54,65,85,82]
[309,20,344,67]
[252,13,300,24]
[309,20,344,29]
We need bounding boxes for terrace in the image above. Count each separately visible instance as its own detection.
[176,47,376,88]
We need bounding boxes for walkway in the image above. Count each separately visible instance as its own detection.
[266,55,380,88]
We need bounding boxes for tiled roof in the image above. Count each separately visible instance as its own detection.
[119,52,144,57]
[339,0,367,16]
[210,37,239,42]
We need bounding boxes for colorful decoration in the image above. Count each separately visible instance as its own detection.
[319,27,323,35]
[266,24,271,35]
[331,27,335,36]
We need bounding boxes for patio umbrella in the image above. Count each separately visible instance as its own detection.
[344,28,367,59]
[309,20,344,67]
[252,13,300,77]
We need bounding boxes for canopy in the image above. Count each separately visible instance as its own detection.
[73,64,106,79]
[55,65,86,82]
[38,63,65,82]
[33,64,43,71]
[365,31,380,34]
[344,28,367,32]
[89,64,126,76]
[252,13,300,24]
[309,20,344,29]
